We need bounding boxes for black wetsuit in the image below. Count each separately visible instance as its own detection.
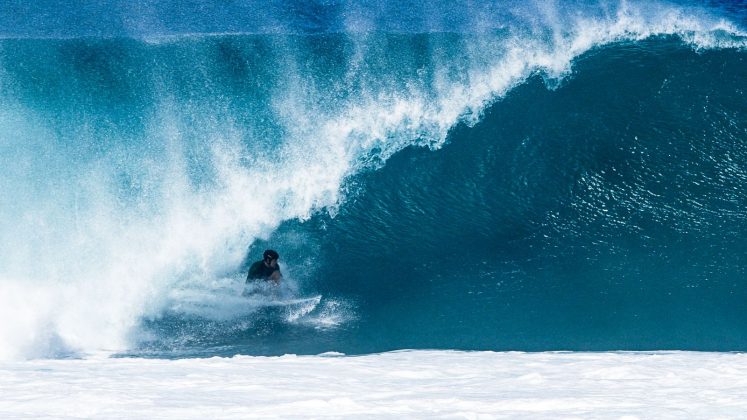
[246,260,281,282]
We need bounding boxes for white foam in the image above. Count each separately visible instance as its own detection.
[297,298,357,329]
[1,351,746,418]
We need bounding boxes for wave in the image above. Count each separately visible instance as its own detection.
[0,0,745,359]
[291,38,747,354]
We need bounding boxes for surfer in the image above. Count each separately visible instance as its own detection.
[246,249,282,285]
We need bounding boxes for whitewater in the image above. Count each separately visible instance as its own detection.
[1,0,747,416]
[2,351,747,418]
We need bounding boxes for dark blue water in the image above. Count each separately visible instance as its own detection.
[1,1,746,359]
[249,39,747,355]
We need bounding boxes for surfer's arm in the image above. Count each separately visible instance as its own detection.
[270,270,282,284]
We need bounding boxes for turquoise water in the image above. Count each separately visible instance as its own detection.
[0,1,746,359]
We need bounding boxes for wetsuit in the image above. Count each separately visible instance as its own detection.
[246,260,281,282]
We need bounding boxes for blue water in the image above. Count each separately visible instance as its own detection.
[1,1,746,359]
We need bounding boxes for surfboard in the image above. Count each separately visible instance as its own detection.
[251,295,322,308]
[243,294,322,322]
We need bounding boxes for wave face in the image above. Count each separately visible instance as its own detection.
[301,40,747,354]
[0,1,746,359]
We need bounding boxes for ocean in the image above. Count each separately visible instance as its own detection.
[1,0,746,416]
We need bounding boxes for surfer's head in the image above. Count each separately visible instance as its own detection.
[263,249,280,267]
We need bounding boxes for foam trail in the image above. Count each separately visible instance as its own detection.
[0,0,745,360]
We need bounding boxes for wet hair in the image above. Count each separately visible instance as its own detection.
[263,249,279,261]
